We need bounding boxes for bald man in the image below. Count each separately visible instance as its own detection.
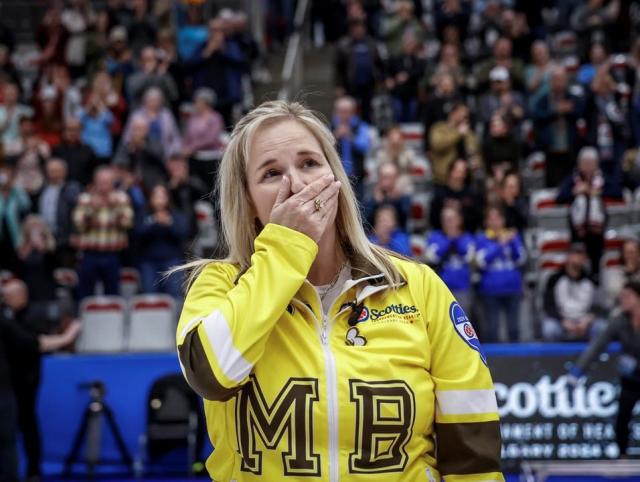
[1,279,80,481]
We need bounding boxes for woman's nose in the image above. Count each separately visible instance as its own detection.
[288,171,307,194]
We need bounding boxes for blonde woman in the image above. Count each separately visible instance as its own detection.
[177,101,503,482]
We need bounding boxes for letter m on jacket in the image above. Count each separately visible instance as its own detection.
[237,375,321,476]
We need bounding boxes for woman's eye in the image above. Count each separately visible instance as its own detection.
[263,169,281,179]
[303,158,319,168]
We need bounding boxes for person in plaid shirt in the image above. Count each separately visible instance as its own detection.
[72,166,133,299]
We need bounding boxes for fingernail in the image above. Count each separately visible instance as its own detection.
[336,181,342,188]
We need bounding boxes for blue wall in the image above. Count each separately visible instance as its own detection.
[35,343,619,476]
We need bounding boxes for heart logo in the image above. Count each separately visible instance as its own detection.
[345,327,367,346]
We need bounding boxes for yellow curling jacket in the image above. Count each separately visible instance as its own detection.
[177,224,504,482]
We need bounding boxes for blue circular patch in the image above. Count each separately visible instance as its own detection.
[449,301,487,366]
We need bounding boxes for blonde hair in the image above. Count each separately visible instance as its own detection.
[179,100,405,289]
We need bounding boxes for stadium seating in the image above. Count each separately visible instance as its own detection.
[128,295,176,352]
[77,296,128,353]
[529,188,569,231]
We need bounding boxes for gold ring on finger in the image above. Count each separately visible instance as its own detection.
[314,198,323,212]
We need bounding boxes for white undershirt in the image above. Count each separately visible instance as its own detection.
[314,263,352,317]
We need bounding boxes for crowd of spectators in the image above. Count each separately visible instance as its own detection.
[325,0,640,343]
[0,1,259,321]
[2,0,640,351]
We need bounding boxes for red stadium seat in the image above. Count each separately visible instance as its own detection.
[128,294,176,352]
[77,296,127,353]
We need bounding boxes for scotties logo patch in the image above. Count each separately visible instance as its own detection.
[356,306,369,323]
[449,302,487,365]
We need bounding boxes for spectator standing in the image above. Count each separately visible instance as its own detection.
[73,167,133,299]
[77,93,114,163]
[577,42,608,87]
[61,0,96,78]
[90,71,127,139]
[584,65,629,184]
[52,117,97,186]
[7,117,50,202]
[421,72,461,151]
[331,96,371,199]
[428,102,480,186]
[182,88,225,158]
[123,86,181,157]
[105,26,135,98]
[557,146,619,278]
[542,242,606,341]
[476,37,526,91]
[532,66,582,187]
[166,153,208,241]
[373,125,415,192]
[17,215,57,305]
[570,280,640,458]
[37,158,81,268]
[381,0,424,57]
[384,31,425,123]
[426,206,474,311]
[0,45,20,87]
[478,66,526,128]
[127,0,157,57]
[50,65,82,124]
[475,204,526,342]
[424,44,466,92]
[482,112,522,176]
[334,17,382,123]
[189,18,246,127]
[525,40,555,111]
[127,45,178,108]
[364,162,412,231]
[113,114,166,192]
[367,204,412,257]
[0,280,80,482]
[136,185,189,298]
[34,5,69,68]
[498,171,528,233]
[429,158,482,232]
[32,85,64,148]
[0,83,32,151]
[570,0,620,54]
[0,160,30,276]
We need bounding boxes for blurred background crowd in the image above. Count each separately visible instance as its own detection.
[2,0,640,351]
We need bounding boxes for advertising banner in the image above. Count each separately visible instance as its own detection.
[487,344,640,470]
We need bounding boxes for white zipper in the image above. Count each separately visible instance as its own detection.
[296,275,391,482]
[321,311,339,482]
[297,290,342,482]
[312,287,340,482]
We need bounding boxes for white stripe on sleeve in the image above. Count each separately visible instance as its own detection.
[435,389,498,415]
[201,309,253,383]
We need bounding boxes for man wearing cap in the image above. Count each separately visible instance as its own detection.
[105,26,135,97]
[478,65,525,128]
[541,242,606,341]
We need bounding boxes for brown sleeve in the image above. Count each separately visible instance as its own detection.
[178,329,241,402]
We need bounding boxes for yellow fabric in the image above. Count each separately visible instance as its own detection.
[177,223,504,482]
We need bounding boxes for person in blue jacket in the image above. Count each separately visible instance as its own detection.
[136,184,190,298]
[475,203,526,342]
[426,205,474,312]
[367,204,412,257]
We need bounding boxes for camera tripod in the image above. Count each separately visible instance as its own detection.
[62,381,133,479]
